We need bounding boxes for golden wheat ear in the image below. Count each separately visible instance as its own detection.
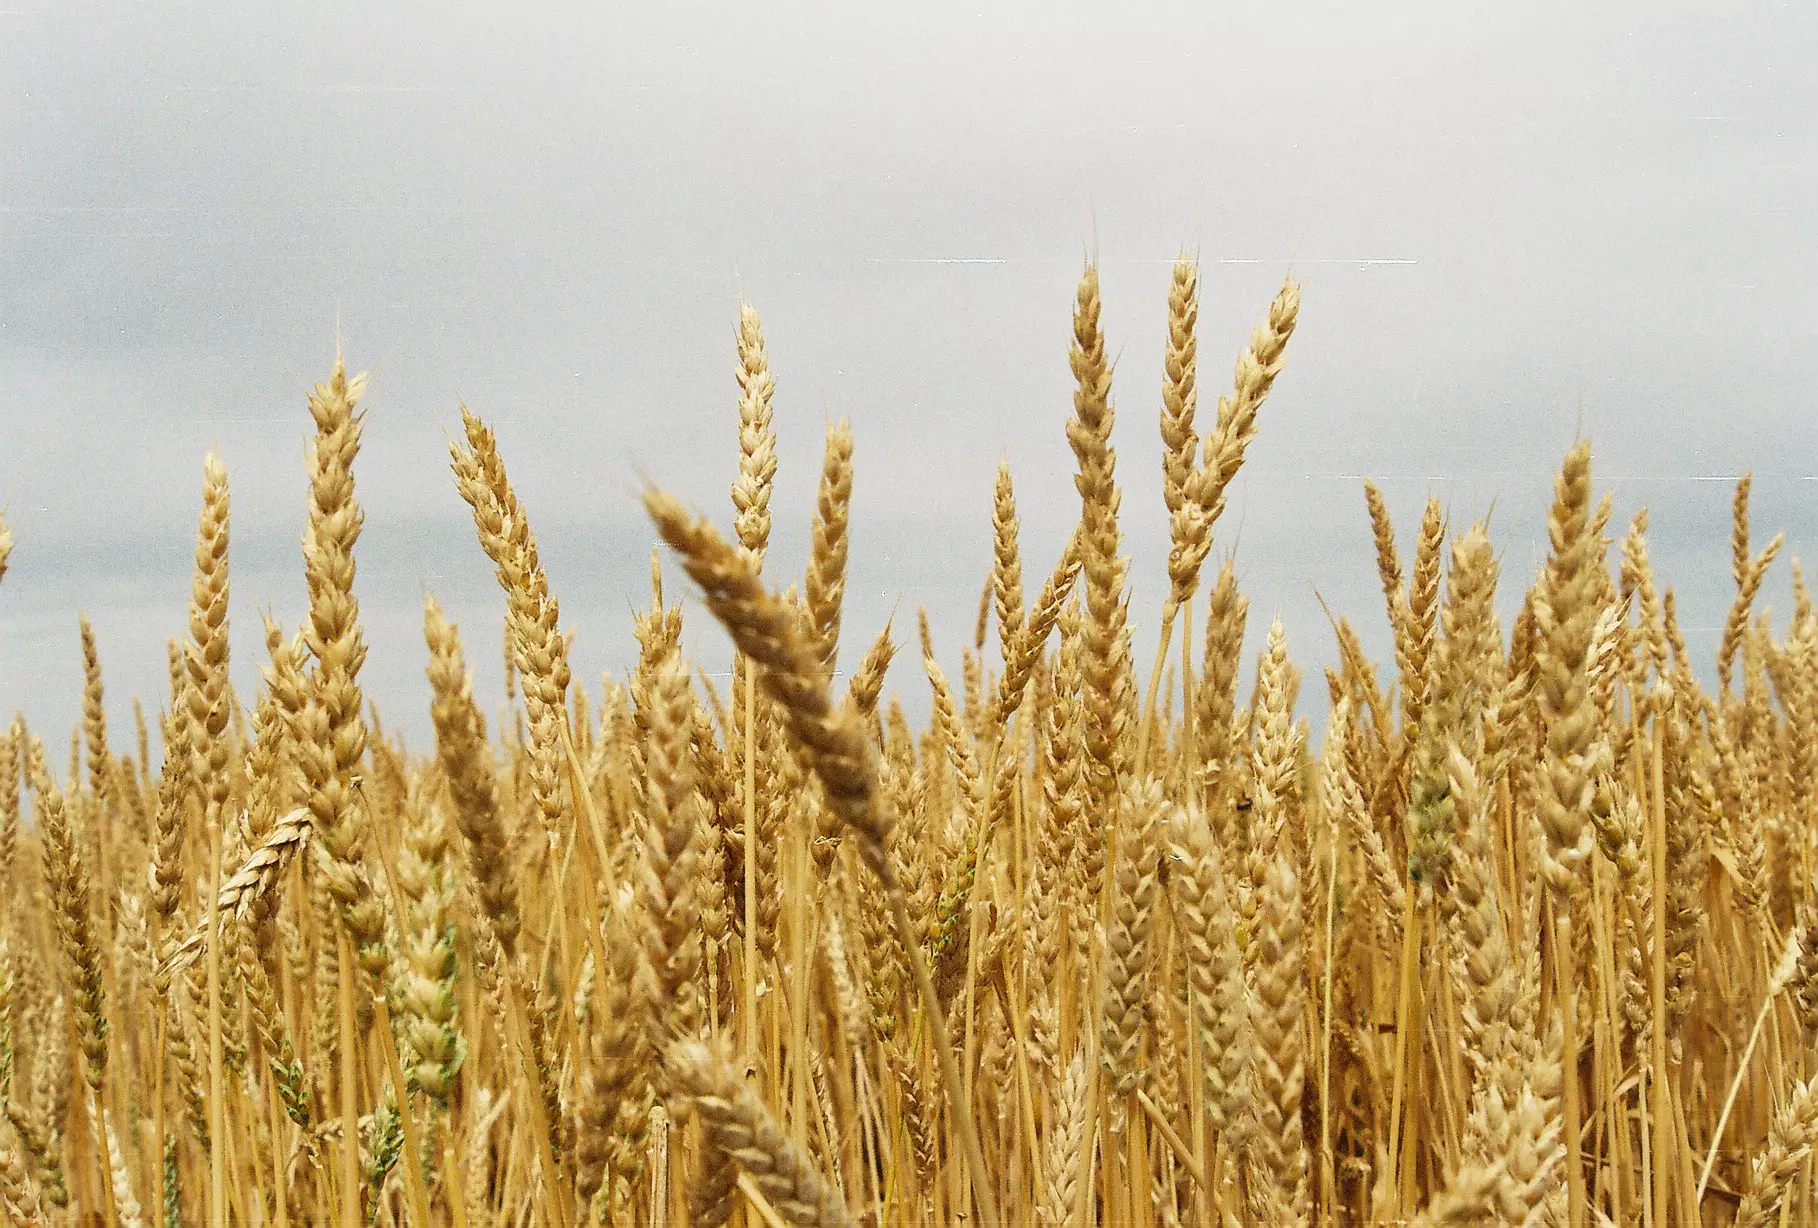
[0,1118,47,1226]
[665,1038,855,1228]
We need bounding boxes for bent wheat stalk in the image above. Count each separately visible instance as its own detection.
[645,487,1001,1228]
[163,809,312,978]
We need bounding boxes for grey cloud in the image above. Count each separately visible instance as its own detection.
[2,0,1815,754]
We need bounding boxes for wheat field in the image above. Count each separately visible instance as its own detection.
[0,255,1809,1227]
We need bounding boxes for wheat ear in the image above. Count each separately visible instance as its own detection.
[1734,1076,1818,1228]
[78,616,109,804]
[39,787,107,1093]
[451,407,573,842]
[0,1120,46,1227]
[806,419,853,675]
[1066,261,1132,808]
[1248,850,1309,1226]
[163,808,310,976]
[666,1038,854,1228]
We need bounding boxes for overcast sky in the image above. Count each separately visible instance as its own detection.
[3,0,1815,761]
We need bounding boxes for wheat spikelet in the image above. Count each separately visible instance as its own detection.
[1330,707,1402,934]
[574,900,656,1206]
[296,357,387,981]
[451,407,573,842]
[845,621,896,719]
[666,1038,854,1228]
[923,618,985,971]
[806,419,853,675]
[1734,1076,1818,1228]
[17,726,49,800]
[1099,781,1162,1094]
[1392,496,1444,750]
[1408,1160,1505,1227]
[1249,851,1309,1226]
[922,610,983,827]
[1036,1053,1088,1227]
[6,1047,69,1209]
[38,787,107,1092]
[0,1120,46,1227]
[1247,619,1301,890]
[1443,749,1521,1067]
[1619,508,1668,683]
[991,529,1080,731]
[258,617,309,815]
[163,807,310,976]
[1362,480,1418,721]
[733,302,779,566]
[1732,471,1754,592]
[237,909,309,1133]
[1188,275,1300,532]
[1197,560,1248,820]
[1718,481,1786,695]
[1169,805,1249,1139]
[184,455,233,830]
[645,489,892,879]
[0,718,18,899]
[1043,602,1093,975]
[78,617,108,805]
[636,647,706,1040]
[1066,261,1133,808]
[423,597,521,956]
[1159,252,1211,606]
[1408,524,1499,895]
[102,1109,145,1228]
[1659,685,1709,1051]
[1025,704,1069,1071]
[1534,441,1599,902]
[971,575,992,656]
[820,903,869,1058]
[689,705,734,1002]
[991,461,1025,663]
[241,688,286,864]
[1794,900,1818,1037]
[395,775,465,1109]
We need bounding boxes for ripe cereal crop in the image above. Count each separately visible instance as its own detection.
[0,256,1810,1227]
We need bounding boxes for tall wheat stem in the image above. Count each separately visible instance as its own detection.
[1558,906,1585,1225]
[208,816,225,1228]
[444,1116,470,1228]
[1385,889,1419,1215]
[364,817,440,1228]
[335,925,362,1228]
[1179,596,1195,803]
[1651,708,1670,1226]
[371,991,435,1225]
[152,1009,168,1228]
[1320,825,1339,1226]
[261,1068,290,1228]
[744,671,759,1074]
[889,886,1001,1228]
[1696,945,1792,1204]
[1134,601,1179,780]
